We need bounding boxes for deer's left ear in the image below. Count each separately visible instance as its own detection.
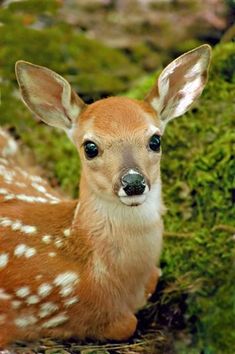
[145,44,211,132]
[15,61,86,137]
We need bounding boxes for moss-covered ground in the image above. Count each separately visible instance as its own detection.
[0,2,234,351]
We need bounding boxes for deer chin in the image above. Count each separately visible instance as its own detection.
[119,194,147,207]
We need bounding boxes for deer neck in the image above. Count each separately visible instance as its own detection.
[67,174,163,277]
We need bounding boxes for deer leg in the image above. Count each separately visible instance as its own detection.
[102,313,137,341]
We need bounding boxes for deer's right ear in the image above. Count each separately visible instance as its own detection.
[15,61,86,134]
[145,45,211,132]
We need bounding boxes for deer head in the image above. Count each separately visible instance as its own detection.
[15,45,211,208]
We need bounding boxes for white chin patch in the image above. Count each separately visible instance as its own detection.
[118,185,149,207]
[119,194,147,206]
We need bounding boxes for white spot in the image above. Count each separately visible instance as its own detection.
[29,174,44,183]
[14,244,27,257]
[25,247,37,258]
[64,296,79,307]
[0,165,14,184]
[20,225,37,235]
[59,286,73,297]
[26,295,40,305]
[55,239,63,248]
[0,253,8,268]
[11,220,22,231]
[63,229,71,237]
[0,218,12,227]
[11,300,22,309]
[54,272,79,287]
[49,200,60,205]
[14,315,37,328]
[0,188,8,195]
[45,193,60,202]
[35,274,43,280]
[41,313,69,328]
[4,194,14,201]
[39,302,58,318]
[16,286,30,298]
[38,283,53,298]
[42,235,52,244]
[31,182,47,194]
[49,252,56,257]
[0,288,11,300]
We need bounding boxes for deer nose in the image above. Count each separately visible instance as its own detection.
[121,171,146,196]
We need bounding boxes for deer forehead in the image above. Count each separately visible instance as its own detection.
[76,97,160,140]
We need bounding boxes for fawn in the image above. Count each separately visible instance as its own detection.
[0,45,211,346]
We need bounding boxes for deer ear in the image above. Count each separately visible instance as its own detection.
[145,45,211,132]
[15,61,86,135]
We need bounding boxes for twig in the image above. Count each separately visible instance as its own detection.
[72,336,159,352]
[212,224,235,233]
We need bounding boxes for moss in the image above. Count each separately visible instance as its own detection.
[126,42,235,353]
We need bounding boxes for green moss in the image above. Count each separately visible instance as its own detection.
[127,42,235,353]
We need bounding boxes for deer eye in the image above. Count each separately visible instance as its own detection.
[84,141,99,159]
[148,134,161,152]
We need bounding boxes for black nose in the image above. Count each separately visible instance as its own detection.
[121,172,146,196]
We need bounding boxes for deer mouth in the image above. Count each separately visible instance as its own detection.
[118,182,149,206]
[119,194,147,206]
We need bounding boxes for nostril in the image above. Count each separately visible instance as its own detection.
[121,172,146,196]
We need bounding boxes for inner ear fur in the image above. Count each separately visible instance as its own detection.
[145,44,212,130]
[15,61,86,131]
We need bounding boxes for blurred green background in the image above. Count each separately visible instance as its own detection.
[0,1,234,353]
